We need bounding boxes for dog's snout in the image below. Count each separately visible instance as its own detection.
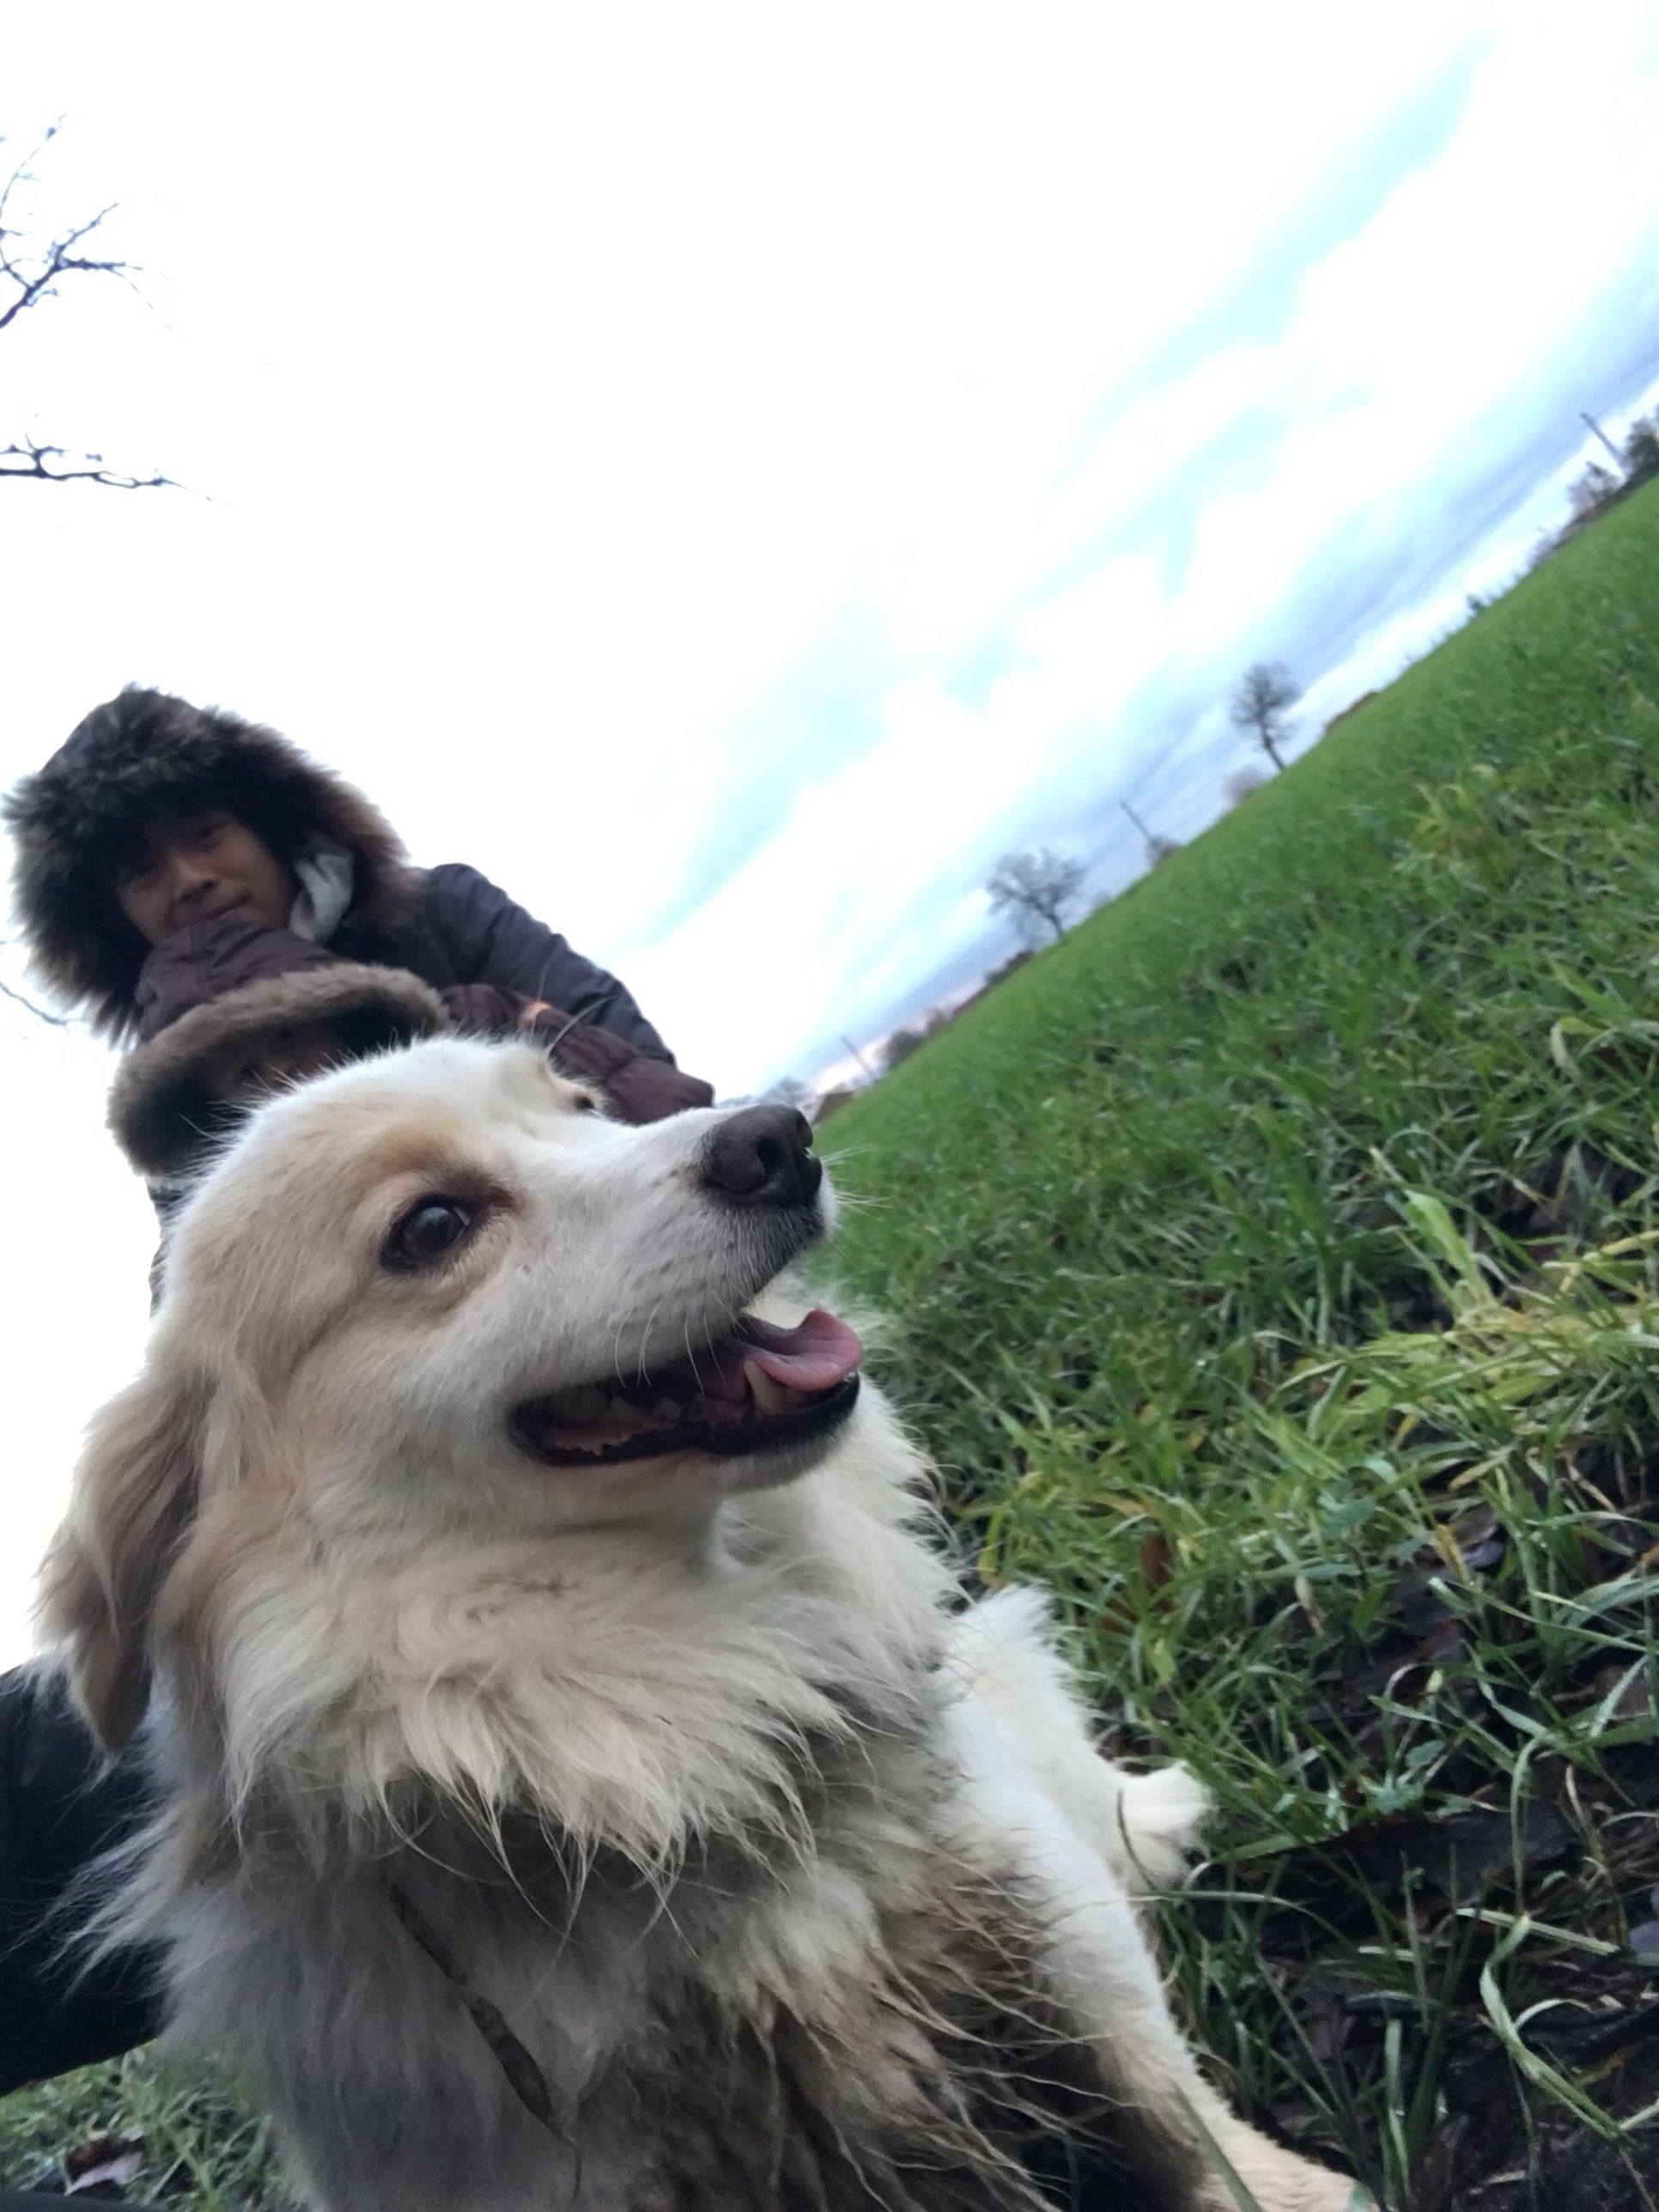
[702,1104,823,1208]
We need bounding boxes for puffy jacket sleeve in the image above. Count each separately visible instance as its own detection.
[424,865,678,1063]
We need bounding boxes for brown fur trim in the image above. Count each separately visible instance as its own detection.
[107,965,448,1177]
[3,688,423,1037]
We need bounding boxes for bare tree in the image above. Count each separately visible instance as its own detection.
[1119,800,1179,868]
[1566,459,1620,520]
[1,126,169,489]
[986,848,1085,944]
[879,1024,926,1072]
[1229,661,1299,773]
[877,1004,951,1068]
[763,1073,815,1112]
[1624,411,1659,489]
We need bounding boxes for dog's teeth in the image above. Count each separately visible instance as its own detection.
[744,1362,793,1417]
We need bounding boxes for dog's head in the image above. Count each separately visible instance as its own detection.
[44,1039,866,1753]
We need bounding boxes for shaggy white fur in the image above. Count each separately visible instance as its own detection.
[44,1040,1358,2212]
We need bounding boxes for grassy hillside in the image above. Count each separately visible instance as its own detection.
[821,479,1659,2208]
[4,493,1655,2210]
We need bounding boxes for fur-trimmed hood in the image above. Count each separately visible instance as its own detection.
[106,920,448,1179]
[3,687,423,1038]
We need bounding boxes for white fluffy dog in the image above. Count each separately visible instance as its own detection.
[45,1040,1355,2212]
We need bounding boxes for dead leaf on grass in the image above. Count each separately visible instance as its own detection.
[1340,1799,1576,1905]
[1309,1613,1468,1729]
[60,2130,145,2197]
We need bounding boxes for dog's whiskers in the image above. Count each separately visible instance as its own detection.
[633,1300,664,1386]
[682,1315,707,1392]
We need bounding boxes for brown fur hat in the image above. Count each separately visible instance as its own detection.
[3,687,422,1038]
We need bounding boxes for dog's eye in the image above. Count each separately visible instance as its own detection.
[383,1198,477,1270]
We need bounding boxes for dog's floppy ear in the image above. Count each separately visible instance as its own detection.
[40,1368,206,1756]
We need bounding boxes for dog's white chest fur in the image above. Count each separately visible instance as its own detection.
[152,1575,1191,2212]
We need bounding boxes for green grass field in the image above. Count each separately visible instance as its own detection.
[4,485,1656,2209]
[818,478,1659,2209]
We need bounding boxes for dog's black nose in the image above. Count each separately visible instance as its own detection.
[702,1104,823,1207]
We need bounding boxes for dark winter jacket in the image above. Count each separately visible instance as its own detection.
[106,911,711,1184]
[0,688,715,2092]
[3,686,714,1116]
[355,858,713,1122]
[0,1667,157,2095]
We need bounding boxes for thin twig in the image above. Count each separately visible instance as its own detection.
[386,1881,569,2142]
[0,206,129,333]
[0,127,170,492]
[0,973,73,1027]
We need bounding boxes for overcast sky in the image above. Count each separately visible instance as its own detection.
[3,2,1658,1660]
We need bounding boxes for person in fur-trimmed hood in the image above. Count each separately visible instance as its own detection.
[4,684,714,1124]
[0,686,715,2116]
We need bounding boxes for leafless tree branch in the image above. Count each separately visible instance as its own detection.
[0,207,131,333]
[0,128,134,323]
[0,435,171,489]
[1,125,169,490]
[0,970,74,1028]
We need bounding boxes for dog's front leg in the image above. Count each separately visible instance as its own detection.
[940,1680,1364,2212]
[942,1587,1213,1891]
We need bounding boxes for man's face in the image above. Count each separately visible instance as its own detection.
[115,806,297,945]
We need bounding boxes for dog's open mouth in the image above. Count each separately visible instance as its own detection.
[512,1310,863,1468]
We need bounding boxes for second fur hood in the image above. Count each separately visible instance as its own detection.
[106,918,449,1180]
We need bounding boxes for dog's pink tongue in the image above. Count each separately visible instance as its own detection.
[742,1310,863,1391]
